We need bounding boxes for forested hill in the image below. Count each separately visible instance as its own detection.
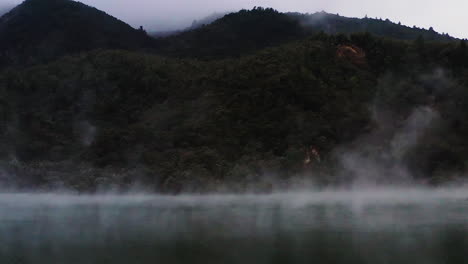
[152,8,455,59]
[0,3,467,192]
[0,3,456,66]
[0,0,154,68]
[290,12,454,42]
[2,33,468,191]
[152,8,306,59]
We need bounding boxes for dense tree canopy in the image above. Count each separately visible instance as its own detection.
[1,2,468,191]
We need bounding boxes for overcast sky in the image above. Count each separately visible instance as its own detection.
[3,0,468,38]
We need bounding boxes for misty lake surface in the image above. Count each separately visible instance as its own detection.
[0,189,467,264]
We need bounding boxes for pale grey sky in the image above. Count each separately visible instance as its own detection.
[3,0,467,38]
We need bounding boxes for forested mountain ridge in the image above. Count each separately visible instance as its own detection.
[152,7,455,60]
[0,0,154,68]
[152,8,307,59]
[0,2,468,192]
[290,12,454,42]
[0,2,456,66]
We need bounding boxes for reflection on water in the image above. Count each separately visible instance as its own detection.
[0,189,467,264]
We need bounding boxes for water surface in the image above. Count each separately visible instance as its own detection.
[0,189,467,264]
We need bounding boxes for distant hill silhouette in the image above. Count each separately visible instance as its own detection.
[152,8,454,59]
[0,2,455,64]
[0,0,155,67]
[290,12,454,42]
[153,7,306,58]
[150,12,236,39]
[188,12,227,30]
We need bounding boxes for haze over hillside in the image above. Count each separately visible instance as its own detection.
[0,4,13,16]
[1,3,468,264]
[0,0,453,66]
[1,2,468,263]
[0,0,468,192]
[151,8,454,60]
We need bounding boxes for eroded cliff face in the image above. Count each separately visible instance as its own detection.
[337,44,367,66]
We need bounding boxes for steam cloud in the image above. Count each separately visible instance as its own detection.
[338,107,439,187]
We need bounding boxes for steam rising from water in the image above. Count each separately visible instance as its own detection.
[338,106,440,187]
[390,107,438,159]
[0,189,467,263]
[76,120,96,146]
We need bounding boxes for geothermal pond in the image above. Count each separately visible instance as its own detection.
[0,189,467,264]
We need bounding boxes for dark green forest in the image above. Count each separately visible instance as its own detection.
[1,0,468,192]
